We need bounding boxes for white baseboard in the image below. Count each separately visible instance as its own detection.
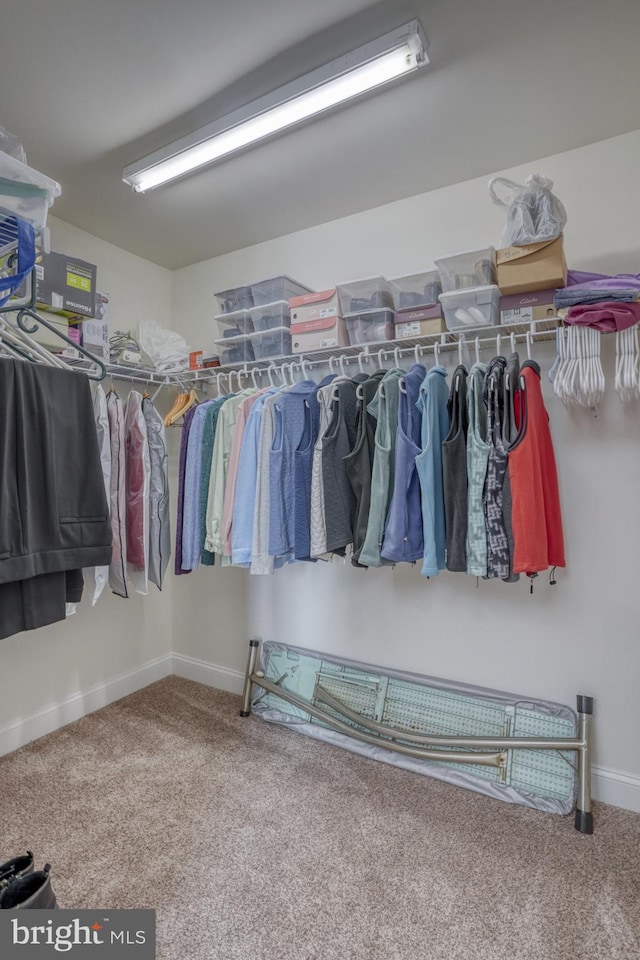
[592,765,640,813]
[0,654,173,759]
[2,651,639,814]
[171,653,245,694]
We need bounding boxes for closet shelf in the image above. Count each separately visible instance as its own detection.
[210,316,560,379]
[65,316,560,389]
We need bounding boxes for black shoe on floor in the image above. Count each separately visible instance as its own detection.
[0,852,34,892]
[0,864,57,909]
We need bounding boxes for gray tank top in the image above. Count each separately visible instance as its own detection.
[322,375,367,555]
[344,370,386,567]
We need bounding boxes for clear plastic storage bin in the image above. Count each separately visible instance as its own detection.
[344,308,395,346]
[337,276,394,315]
[0,151,61,229]
[249,300,291,332]
[214,285,254,314]
[438,285,501,331]
[390,271,442,310]
[214,332,255,365]
[214,309,254,335]
[249,326,292,360]
[250,276,312,306]
[434,247,497,293]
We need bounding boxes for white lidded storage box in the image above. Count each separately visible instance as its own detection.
[344,308,395,345]
[214,331,255,365]
[337,276,394,315]
[389,271,442,311]
[250,275,312,306]
[438,285,501,331]
[250,326,292,360]
[0,151,61,230]
[215,308,255,335]
[249,300,291,332]
[434,247,496,293]
[214,284,254,314]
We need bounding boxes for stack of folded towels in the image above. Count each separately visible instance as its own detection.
[554,270,640,331]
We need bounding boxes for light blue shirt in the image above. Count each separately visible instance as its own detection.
[415,366,449,577]
[232,387,279,566]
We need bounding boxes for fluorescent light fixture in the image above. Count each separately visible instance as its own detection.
[123,20,428,192]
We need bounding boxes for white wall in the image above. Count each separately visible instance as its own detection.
[171,129,640,806]
[0,218,176,741]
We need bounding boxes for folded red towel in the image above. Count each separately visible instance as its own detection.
[564,301,640,332]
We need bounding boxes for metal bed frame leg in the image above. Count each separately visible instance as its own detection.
[240,639,261,717]
[575,695,594,834]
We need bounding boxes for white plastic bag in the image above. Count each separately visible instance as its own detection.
[138,317,191,373]
[489,174,567,247]
[0,125,26,163]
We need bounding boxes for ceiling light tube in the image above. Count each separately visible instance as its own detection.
[123,20,428,192]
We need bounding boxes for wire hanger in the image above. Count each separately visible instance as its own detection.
[16,307,106,380]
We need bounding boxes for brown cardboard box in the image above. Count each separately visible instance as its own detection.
[496,237,567,295]
[393,306,446,339]
[291,315,348,353]
[499,289,558,325]
[290,288,341,323]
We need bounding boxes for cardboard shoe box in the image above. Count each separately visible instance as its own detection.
[291,315,349,353]
[496,236,567,296]
[393,305,446,339]
[35,251,98,318]
[64,293,110,360]
[290,288,341,324]
[500,289,558,325]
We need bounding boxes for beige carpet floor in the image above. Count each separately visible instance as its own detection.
[1,676,639,959]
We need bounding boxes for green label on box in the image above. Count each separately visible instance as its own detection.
[67,270,92,292]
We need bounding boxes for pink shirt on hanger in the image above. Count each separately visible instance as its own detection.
[221,389,266,558]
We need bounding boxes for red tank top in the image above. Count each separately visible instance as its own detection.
[508,362,565,574]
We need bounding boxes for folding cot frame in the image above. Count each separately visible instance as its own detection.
[240,639,595,834]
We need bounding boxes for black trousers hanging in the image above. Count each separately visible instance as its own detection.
[0,359,112,639]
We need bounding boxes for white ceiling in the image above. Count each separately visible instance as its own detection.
[3,0,640,269]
